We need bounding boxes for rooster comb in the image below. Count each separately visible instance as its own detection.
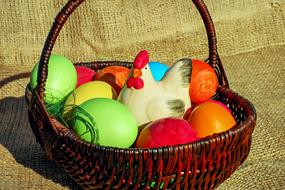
[134,50,149,69]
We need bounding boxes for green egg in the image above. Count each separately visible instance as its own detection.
[30,55,77,104]
[72,98,138,148]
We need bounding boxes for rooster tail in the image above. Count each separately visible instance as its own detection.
[177,58,192,87]
[162,58,192,90]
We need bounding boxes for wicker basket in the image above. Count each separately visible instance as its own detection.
[25,0,257,189]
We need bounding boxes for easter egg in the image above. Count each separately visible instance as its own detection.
[64,81,116,109]
[209,99,232,114]
[183,100,232,121]
[95,66,130,88]
[136,117,199,148]
[190,59,218,104]
[149,62,169,81]
[30,54,77,104]
[72,98,138,148]
[75,66,96,88]
[188,100,236,138]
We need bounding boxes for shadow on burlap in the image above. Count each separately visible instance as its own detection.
[0,71,81,189]
[0,46,284,190]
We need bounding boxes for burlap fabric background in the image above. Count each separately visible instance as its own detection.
[0,0,284,189]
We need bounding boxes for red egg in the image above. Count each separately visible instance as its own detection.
[75,66,96,88]
[188,100,236,138]
[136,117,199,148]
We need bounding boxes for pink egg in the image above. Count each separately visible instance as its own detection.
[75,66,96,88]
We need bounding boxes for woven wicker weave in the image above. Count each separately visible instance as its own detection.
[25,0,257,189]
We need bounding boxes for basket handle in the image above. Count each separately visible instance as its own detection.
[36,0,229,100]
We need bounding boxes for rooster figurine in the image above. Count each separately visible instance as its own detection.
[117,50,192,126]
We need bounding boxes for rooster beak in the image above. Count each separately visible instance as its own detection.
[133,69,142,78]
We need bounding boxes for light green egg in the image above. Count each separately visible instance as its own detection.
[30,55,77,104]
[71,98,138,148]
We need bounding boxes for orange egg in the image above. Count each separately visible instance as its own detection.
[188,100,236,138]
[95,66,130,88]
[189,59,218,104]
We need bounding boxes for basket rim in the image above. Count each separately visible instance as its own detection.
[26,83,257,153]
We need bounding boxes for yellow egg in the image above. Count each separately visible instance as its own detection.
[64,81,116,109]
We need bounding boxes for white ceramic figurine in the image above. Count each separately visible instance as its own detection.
[118,50,192,126]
